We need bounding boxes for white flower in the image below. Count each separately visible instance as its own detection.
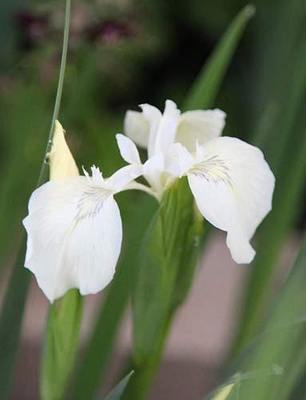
[23,121,141,302]
[116,100,275,264]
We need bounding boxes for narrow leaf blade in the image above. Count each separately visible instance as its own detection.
[104,372,134,400]
[184,4,255,110]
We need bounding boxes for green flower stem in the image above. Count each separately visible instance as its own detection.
[123,179,203,400]
[41,290,83,400]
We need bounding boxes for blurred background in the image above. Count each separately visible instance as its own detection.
[0,0,305,399]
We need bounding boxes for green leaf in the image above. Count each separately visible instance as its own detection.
[206,236,306,400]
[133,179,201,361]
[41,290,83,400]
[233,10,306,350]
[124,179,203,400]
[183,4,255,110]
[104,372,134,400]
[229,236,306,400]
[234,127,306,351]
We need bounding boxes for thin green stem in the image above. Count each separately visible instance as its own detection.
[37,0,71,187]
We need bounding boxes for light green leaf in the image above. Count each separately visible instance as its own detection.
[41,290,83,400]
[206,236,306,400]
[212,383,235,400]
[104,372,134,400]
[124,178,203,400]
[229,236,306,400]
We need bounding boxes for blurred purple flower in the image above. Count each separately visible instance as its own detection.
[88,20,134,44]
[15,10,49,49]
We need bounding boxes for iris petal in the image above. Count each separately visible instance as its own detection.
[187,137,275,263]
[23,176,122,302]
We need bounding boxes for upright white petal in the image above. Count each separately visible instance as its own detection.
[140,103,162,157]
[141,100,181,157]
[176,109,226,152]
[116,133,141,164]
[23,175,122,302]
[124,110,149,148]
[152,100,181,156]
[187,137,275,263]
[48,120,79,180]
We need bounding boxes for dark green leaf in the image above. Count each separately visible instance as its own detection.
[234,8,306,349]
[184,4,255,110]
[0,239,30,399]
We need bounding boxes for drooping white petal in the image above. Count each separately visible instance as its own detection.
[124,110,149,148]
[187,137,275,263]
[116,133,141,164]
[48,120,79,180]
[23,177,122,302]
[176,109,226,152]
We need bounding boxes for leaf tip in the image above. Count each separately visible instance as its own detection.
[244,4,256,18]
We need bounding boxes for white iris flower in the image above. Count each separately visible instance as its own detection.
[23,121,141,302]
[116,100,275,264]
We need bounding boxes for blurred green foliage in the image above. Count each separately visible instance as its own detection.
[0,0,305,399]
[206,235,306,400]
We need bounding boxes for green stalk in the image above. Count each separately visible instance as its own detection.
[125,179,202,400]
[37,0,71,187]
[41,290,83,400]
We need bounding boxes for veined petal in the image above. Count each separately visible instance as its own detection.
[176,109,226,152]
[124,110,149,148]
[48,120,79,180]
[116,133,141,164]
[23,177,122,302]
[187,137,275,264]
